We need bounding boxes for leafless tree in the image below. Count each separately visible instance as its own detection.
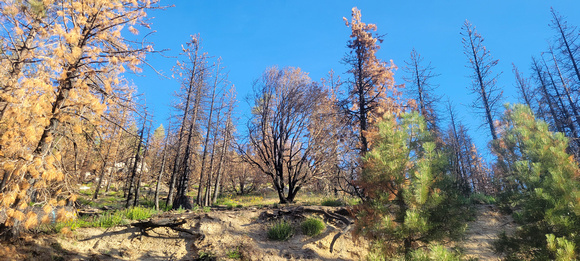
[403,48,441,137]
[461,20,503,141]
[243,67,333,203]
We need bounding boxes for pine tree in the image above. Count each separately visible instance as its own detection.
[494,104,580,260]
[355,112,458,257]
[341,7,399,157]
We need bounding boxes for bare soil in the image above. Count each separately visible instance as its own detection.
[1,206,368,261]
[459,204,516,260]
[0,204,517,260]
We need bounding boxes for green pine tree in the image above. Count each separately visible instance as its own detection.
[494,104,580,260]
[355,112,464,258]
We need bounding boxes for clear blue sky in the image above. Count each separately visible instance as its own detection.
[130,0,580,158]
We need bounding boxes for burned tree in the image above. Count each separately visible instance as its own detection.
[461,20,503,140]
[244,67,330,203]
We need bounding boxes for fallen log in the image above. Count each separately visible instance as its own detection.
[130,217,204,240]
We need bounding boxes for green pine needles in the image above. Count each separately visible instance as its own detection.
[494,104,580,260]
[355,112,466,258]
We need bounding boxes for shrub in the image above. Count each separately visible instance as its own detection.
[301,217,325,237]
[321,198,343,207]
[267,220,294,241]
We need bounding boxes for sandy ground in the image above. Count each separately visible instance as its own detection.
[5,207,368,260]
[460,204,516,260]
[0,204,518,260]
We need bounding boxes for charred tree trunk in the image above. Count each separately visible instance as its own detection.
[212,116,232,204]
[196,62,221,206]
[532,57,565,133]
[154,124,171,211]
[126,114,146,208]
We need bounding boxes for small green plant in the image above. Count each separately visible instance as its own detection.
[174,206,186,213]
[267,219,294,241]
[469,192,496,204]
[226,246,242,259]
[301,217,325,237]
[122,206,156,220]
[203,206,211,213]
[321,198,343,207]
[92,212,128,228]
[196,251,216,261]
[408,244,462,261]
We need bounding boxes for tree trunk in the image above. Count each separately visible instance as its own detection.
[551,51,580,129]
[533,57,565,133]
[126,114,146,208]
[154,125,171,211]
[542,56,578,138]
[134,146,148,207]
[552,9,580,84]
[212,128,230,204]
[196,63,221,206]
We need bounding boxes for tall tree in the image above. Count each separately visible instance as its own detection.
[494,104,580,260]
[512,64,534,110]
[211,86,236,203]
[154,123,170,211]
[342,7,398,157]
[461,20,503,140]
[195,59,226,207]
[169,36,207,209]
[531,57,565,133]
[0,0,159,231]
[355,112,458,257]
[550,8,580,85]
[244,67,330,203]
[403,48,441,137]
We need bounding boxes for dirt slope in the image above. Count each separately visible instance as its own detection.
[460,204,516,260]
[6,207,368,260]
[1,204,518,260]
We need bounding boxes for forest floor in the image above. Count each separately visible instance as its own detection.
[1,206,370,261]
[0,187,516,261]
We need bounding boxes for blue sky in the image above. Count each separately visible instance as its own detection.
[130,0,580,158]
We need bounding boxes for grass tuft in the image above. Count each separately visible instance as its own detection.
[321,198,344,207]
[122,206,156,220]
[267,219,294,241]
[301,217,325,237]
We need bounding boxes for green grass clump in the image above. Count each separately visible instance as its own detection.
[226,247,242,259]
[92,212,128,228]
[301,217,325,237]
[196,251,216,261]
[469,192,496,204]
[44,207,155,233]
[122,206,156,220]
[267,219,294,241]
[321,198,344,207]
